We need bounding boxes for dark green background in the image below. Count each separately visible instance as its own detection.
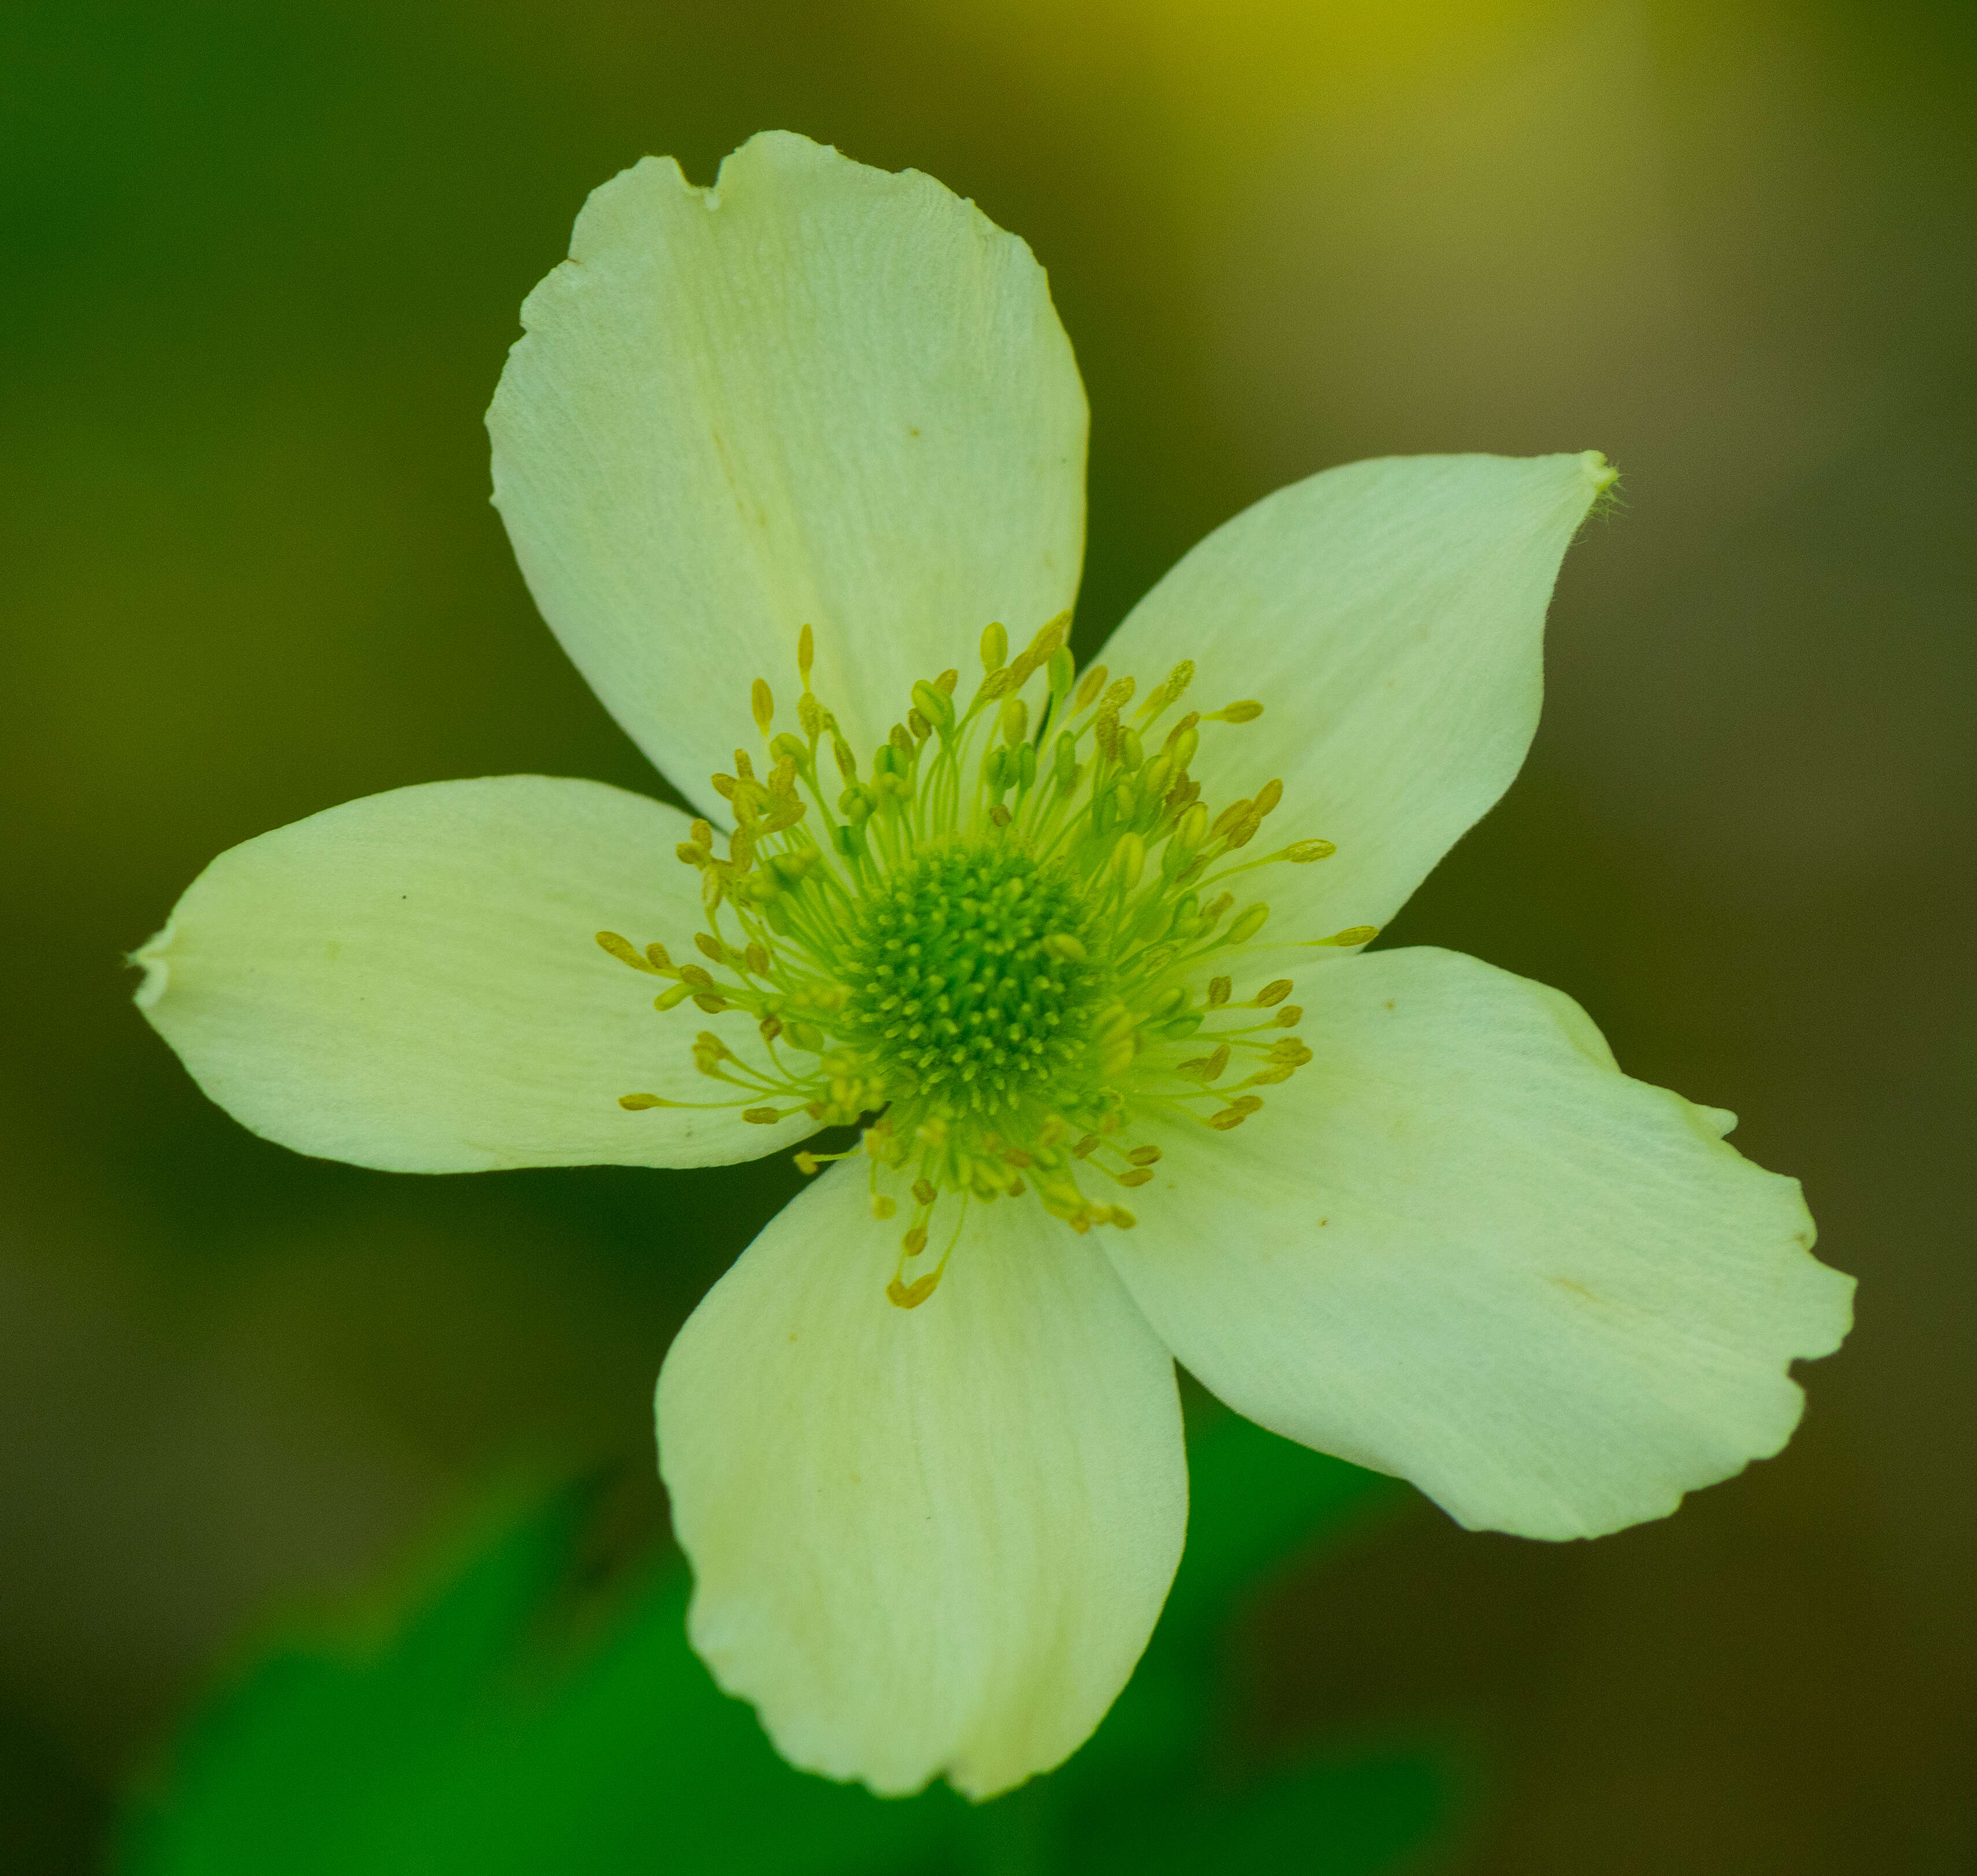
[4,0,1972,1868]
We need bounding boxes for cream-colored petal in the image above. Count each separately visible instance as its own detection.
[135,776,811,1172]
[656,1164,1185,1799]
[488,131,1087,812]
[1099,453,1610,954]
[1107,948,1852,1541]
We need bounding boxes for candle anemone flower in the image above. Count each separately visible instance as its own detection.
[133,133,1853,1801]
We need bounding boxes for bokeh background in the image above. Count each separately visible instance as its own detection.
[5,0,1974,1868]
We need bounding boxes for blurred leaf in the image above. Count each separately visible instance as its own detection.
[118,1422,1449,1876]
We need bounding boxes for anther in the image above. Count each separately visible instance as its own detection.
[751,679,774,735]
[1315,924,1380,947]
[1224,904,1270,945]
[1285,840,1336,863]
[618,1093,665,1110]
[981,621,1008,672]
[742,1107,780,1123]
[797,623,815,684]
[1209,701,1263,723]
[1272,1005,1302,1027]
[1255,979,1293,1005]
[596,931,666,975]
[1207,975,1232,1007]
[1073,665,1108,712]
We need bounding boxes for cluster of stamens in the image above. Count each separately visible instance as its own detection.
[597,616,1374,1308]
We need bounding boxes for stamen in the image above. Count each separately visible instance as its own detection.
[597,622,1371,1304]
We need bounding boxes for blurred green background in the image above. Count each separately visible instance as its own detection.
[4,0,1974,1868]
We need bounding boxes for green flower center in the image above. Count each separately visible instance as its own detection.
[596,616,1377,1308]
[837,844,1101,1120]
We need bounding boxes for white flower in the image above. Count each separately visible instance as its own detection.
[134,132,1852,1803]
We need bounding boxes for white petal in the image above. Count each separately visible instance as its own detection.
[656,1165,1185,1799]
[1099,452,1610,950]
[135,776,811,1172]
[488,131,1087,811]
[1106,948,1852,1541]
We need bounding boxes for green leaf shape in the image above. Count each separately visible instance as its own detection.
[118,1419,1452,1876]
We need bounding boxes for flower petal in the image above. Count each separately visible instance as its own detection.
[135,775,810,1172]
[488,131,1087,811]
[656,1164,1186,1799]
[1106,947,1852,1541]
[1099,452,1611,950]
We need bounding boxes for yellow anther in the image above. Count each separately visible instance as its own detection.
[935,668,959,695]
[1273,1005,1303,1027]
[1207,975,1232,1007]
[902,1224,929,1256]
[1285,839,1336,862]
[912,680,954,734]
[1073,664,1108,712]
[1211,700,1263,723]
[1252,779,1283,817]
[689,819,714,849]
[1117,1168,1154,1187]
[1006,612,1070,689]
[1073,1134,1100,1159]
[795,1151,822,1174]
[1093,706,1121,762]
[1110,834,1145,891]
[751,679,774,736]
[1225,904,1270,945]
[1315,924,1379,948]
[1210,799,1250,839]
[618,1092,665,1110]
[1178,1044,1230,1083]
[873,1196,897,1219]
[744,942,770,974]
[1099,1034,1136,1078]
[1255,979,1293,1006]
[596,931,664,975]
[999,696,1029,746]
[1127,1144,1161,1165]
[645,942,673,971]
[734,750,756,781]
[654,984,693,1011]
[1137,660,1195,720]
[911,1178,937,1206]
[1043,933,1086,963]
[797,623,815,684]
[694,933,726,964]
[742,1107,780,1124]
[888,1268,944,1309]
[678,964,715,989]
[980,621,1008,672]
